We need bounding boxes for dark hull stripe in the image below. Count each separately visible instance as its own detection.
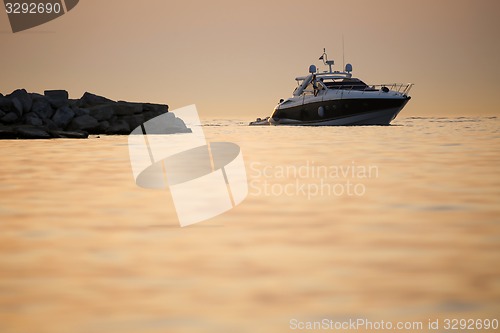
[286,108,399,125]
[272,97,411,123]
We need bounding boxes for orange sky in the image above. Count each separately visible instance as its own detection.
[1,0,499,118]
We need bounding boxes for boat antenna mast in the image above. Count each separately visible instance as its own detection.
[342,34,345,70]
[319,48,334,73]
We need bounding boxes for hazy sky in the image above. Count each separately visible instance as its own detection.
[1,0,499,118]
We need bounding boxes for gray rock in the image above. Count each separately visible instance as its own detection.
[141,111,153,122]
[143,103,168,114]
[106,119,130,135]
[1,88,172,139]
[68,99,79,108]
[52,106,75,129]
[1,112,19,124]
[140,107,169,121]
[23,113,43,126]
[11,97,23,117]
[8,89,32,113]
[114,102,143,116]
[43,118,59,131]
[30,93,44,100]
[0,125,17,139]
[44,90,69,109]
[163,112,175,120]
[96,121,110,133]
[45,89,68,99]
[79,92,115,107]
[68,115,99,131]
[16,127,51,139]
[0,96,12,113]
[72,107,90,116]
[121,114,144,130]
[173,117,189,129]
[152,109,168,118]
[141,113,191,134]
[32,98,54,119]
[108,115,118,124]
[88,104,115,121]
[49,130,88,139]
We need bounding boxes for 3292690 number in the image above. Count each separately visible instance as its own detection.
[443,318,499,330]
[5,2,62,14]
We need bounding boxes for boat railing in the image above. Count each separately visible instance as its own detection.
[374,83,414,95]
[340,83,414,96]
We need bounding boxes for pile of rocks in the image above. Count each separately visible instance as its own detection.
[0,89,169,139]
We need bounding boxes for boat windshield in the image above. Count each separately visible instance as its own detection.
[301,80,326,96]
[322,78,369,91]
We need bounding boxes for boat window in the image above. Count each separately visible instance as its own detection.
[323,78,369,90]
[303,80,325,94]
[302,81,316,95]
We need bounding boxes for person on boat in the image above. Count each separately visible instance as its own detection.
[312,74,319,96]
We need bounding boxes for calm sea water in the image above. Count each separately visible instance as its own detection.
[0,116,499,333]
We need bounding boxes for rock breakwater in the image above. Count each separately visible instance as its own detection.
[0,89,169,139]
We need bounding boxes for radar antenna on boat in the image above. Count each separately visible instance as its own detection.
[319,48,334,73]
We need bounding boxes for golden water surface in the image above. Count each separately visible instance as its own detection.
[0,117,499,333]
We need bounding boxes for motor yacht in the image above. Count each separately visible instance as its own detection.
[262,49,413,126]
